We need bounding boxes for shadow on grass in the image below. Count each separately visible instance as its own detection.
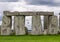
[0,34,60,37]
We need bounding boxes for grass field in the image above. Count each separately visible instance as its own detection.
[0,35,60,42]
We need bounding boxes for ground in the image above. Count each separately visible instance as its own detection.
[0,35,60,42]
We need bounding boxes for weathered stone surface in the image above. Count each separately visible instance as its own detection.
[1,16,12,27]
[1,26,11,35]
[31,15,42,35]
[14,16,26,35]
[48,16,58,34]
[44,16,49,34]
[1,16,12,35]
[44,16,49,29]
[59,15,60,33]
[25,27,28,35]
[4,11,54,16]
[43,29,48,35]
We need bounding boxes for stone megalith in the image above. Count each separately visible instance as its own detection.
[59,15,60,33]
[14,16,26,35]
[48,16,58,34]
[1,16,12,35]
[44,16,49,35]
[31,15,42,35]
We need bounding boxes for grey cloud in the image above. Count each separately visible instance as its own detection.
[0,3,11,21]
[0,0,60,6]
[0,0,17,2]
[25,0,60,6]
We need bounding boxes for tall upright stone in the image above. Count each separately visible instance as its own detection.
[48,16,58,34]
[31,15,42,35]
[58,13,60,33]
[1,16,12,35]
[44,16,49,34]
[14,16,26,35]
[44,16,49,29]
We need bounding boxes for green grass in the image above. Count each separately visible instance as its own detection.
[0,35,60,42]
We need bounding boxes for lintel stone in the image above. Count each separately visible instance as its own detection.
[4,11,54,16]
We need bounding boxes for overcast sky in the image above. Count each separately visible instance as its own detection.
[0,0,60,30]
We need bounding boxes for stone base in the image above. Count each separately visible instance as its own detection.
[48,28,58,34]
[43,29,48,35]
[1,26,11,35]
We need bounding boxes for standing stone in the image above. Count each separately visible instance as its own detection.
[31,15,42,35]
[14,16,26,35]
[1,16,12,35]
[59,15,60,33]
[44,16,49,29]
[48,16,58,34]
[44,16,49,35]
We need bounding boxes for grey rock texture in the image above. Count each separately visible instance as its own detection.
[31,15,42,35]
[59,15,60,33]
[48,16,58,34]
[14,16,26,35]
[1,11,58,35]
[44,16,49,34]
[4,11,54,16]
[1,16,12,35]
